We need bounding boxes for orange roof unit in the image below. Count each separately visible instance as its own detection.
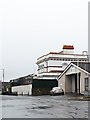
[63,45,74,49]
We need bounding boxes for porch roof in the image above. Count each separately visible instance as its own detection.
[57,62,90,80]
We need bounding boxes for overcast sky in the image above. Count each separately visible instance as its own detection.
[0,0,89,81]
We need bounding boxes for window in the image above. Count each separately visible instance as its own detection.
[85,77,89,91]
[38,64,44,70]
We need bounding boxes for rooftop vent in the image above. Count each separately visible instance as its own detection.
[63,45,74,54]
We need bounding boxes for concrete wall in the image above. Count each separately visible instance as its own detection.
[63,49,74,54]
[58,75,65,93]
[72,75,75,93]
[80,71,90,94]
[65,75,72,93]
[58,74,72,94]
[12,84,32,95]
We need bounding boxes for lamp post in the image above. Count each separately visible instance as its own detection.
[0,69,4,82]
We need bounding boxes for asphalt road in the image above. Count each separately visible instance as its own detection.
[0,95,89,118]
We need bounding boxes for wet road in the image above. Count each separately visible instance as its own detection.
[0,95,88,118]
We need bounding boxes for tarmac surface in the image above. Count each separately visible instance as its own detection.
[0,95,89,118]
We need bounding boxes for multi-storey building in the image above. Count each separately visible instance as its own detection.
[36,45,88,79]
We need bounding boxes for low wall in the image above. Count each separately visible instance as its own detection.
[12,84,32,95]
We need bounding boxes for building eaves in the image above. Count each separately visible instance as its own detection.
[57,62,90,80]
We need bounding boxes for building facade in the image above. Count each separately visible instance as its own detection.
[58,62,90,95]
[36,45,88,79]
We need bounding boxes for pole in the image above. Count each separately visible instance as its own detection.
[3,69,4,82]
[0,69,4,82]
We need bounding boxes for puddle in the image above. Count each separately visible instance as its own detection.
[31,105,52,110]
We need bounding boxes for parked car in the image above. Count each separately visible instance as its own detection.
[50,87,64,96]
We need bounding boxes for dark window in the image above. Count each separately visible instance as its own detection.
[85,77,89,91]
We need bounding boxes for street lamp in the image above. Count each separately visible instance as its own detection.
[0,69,4,82]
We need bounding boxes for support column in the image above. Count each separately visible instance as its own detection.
[77,73,80,94]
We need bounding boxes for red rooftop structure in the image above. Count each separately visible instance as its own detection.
[63,45,74,49]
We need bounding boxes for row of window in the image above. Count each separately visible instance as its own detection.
[49,58,87,61]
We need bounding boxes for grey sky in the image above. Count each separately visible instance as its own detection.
[0,0,89,81]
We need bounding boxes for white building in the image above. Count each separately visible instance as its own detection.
[58,62,90,95]
[36,45,88,79]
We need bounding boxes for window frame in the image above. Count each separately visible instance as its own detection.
[85,77,89,91]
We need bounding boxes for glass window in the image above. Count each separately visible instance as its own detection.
[85,77,89,91]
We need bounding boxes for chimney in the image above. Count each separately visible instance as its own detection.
[63,45,74,54]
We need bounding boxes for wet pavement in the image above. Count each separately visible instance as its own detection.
[0,95,89,118]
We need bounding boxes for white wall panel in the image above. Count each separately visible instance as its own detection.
[12,84,32,95]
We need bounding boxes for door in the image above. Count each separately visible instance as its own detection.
[75,73,80,94]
